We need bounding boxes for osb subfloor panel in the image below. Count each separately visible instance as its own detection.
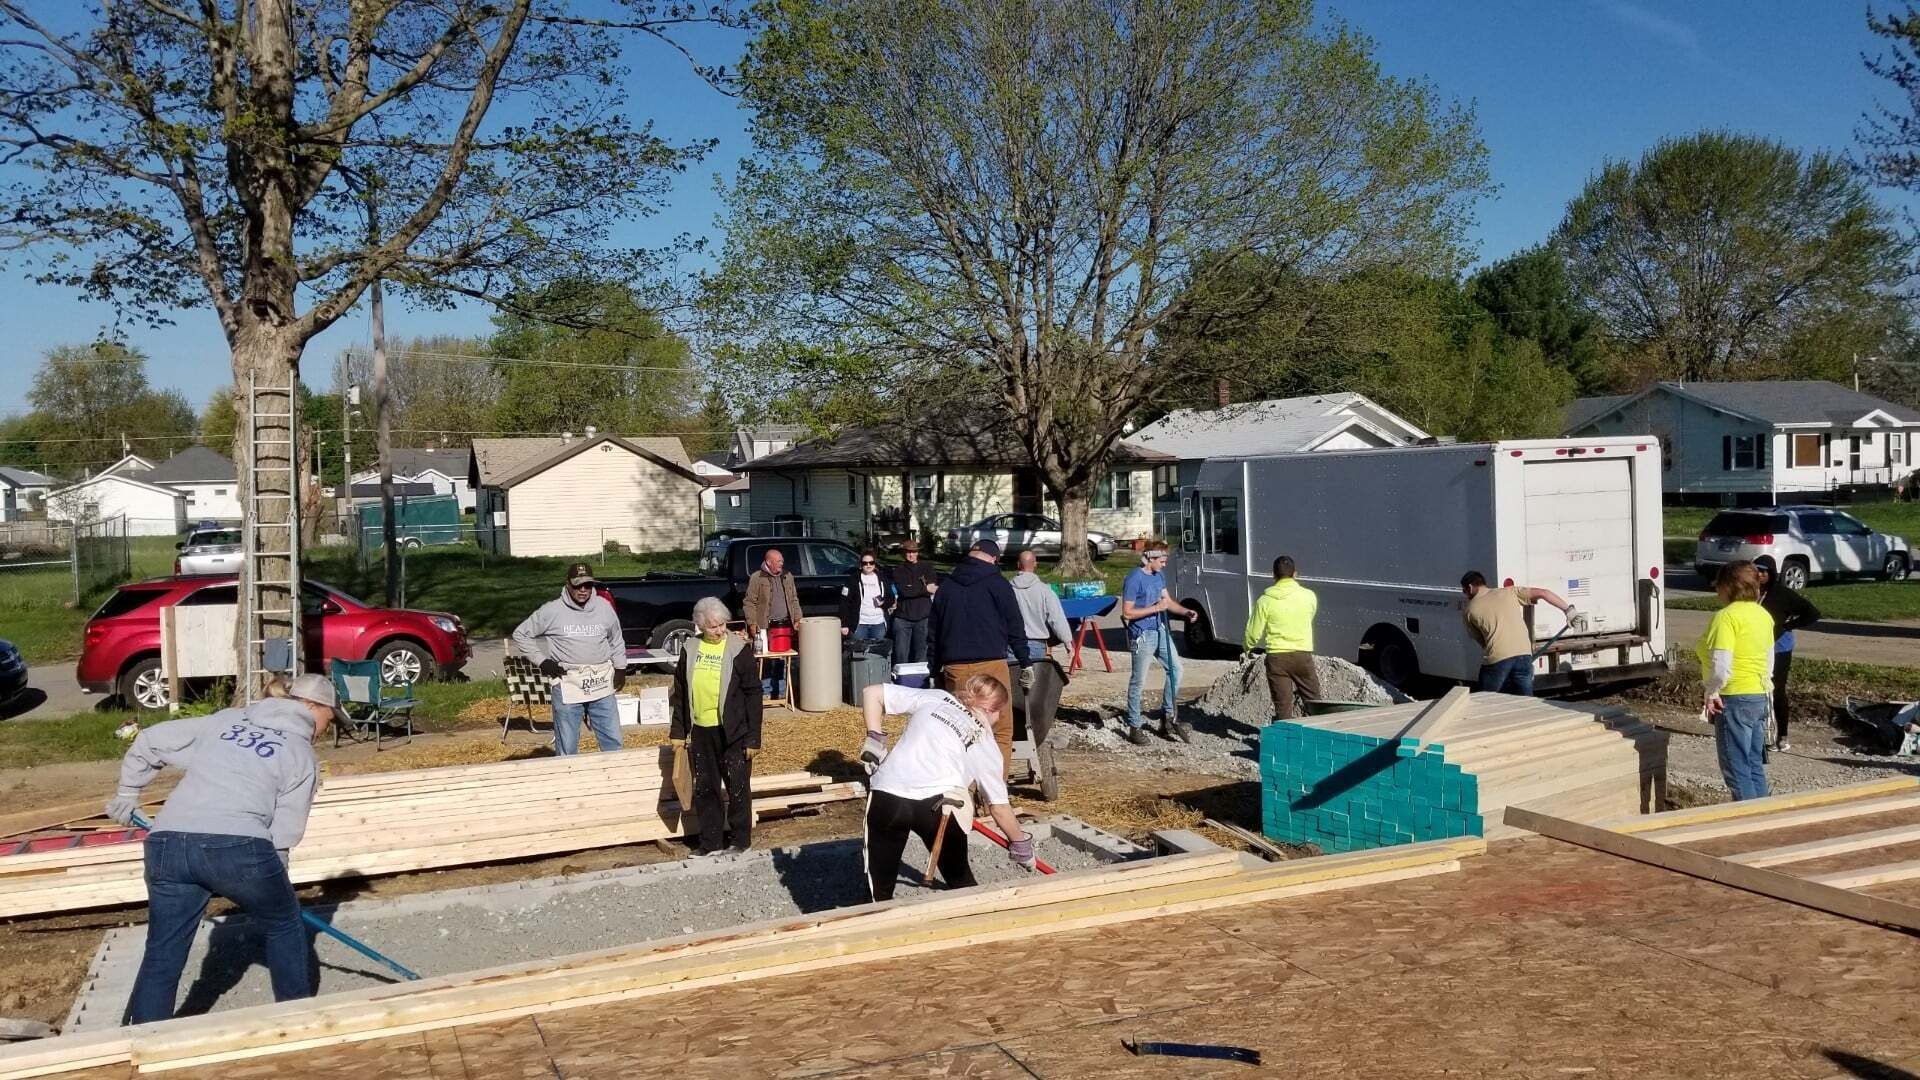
[61,837,1920,1080]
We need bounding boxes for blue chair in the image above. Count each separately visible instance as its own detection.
[330,659,418,750]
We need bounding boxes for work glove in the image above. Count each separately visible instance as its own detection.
[612,668,627,692]
[1007,835,1036,872]
[670,738,687,748]
[105,790,141,828]
[538,658,565,679]
[1565,606,1587,632]
[860,732,889,773]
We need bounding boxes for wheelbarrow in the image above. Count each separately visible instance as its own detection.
[1010,656,1066,801]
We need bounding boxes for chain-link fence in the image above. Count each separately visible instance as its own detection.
[0,515,134,604]
[72,514,132,599]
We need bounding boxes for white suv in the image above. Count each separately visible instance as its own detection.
[1693,507,1910,590]
[175,526,242,575]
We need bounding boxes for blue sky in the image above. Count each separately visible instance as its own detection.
[0,1,1905,416]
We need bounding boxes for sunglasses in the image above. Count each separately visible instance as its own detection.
[860,560,876,567]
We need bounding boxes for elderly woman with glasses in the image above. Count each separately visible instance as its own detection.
[838,548,896,644]
[669,596,763,855]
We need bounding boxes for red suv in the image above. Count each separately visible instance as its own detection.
[79,576,471,710]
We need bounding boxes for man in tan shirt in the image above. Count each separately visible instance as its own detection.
[1459,570,1576,696]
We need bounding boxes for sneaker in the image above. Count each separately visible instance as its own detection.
[1774,739,1791,753]
[1160,718,1193,744]
[1126,726,1152,746]
[728,844,751,854]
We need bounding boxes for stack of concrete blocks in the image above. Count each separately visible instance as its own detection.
[1259,722,1482,853]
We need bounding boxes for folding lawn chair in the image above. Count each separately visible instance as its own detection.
[501,654,553,743]
[330,659,418,750]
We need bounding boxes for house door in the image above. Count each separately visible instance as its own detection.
[1850,435,1862,475]
[1012,470,1043,515]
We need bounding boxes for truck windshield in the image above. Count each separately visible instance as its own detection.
[1700,512,1787,537]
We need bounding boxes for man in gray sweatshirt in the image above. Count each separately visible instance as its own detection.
[512,562,628,754]
[105,673,340,1022]
[1009,549,1074,663]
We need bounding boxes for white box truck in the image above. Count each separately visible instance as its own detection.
[1169,437,1668,691]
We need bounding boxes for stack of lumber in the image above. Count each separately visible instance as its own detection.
[0,749,859,919]
[1261,688,1665,852]
[0,837,1484,1078]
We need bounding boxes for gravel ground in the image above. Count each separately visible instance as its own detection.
[78,831,1116,1022]
[1650,703,1920,797]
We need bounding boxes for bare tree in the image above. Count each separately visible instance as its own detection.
[0,1,737,684]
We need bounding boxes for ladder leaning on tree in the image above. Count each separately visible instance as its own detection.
[242,368,303,702]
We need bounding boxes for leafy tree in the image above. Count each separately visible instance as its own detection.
[1466,247,1613,394]
[1860,5,1920,203]
[23,343,197,472]
[341,336,503,450]
[709,0,1487,575]
[0,1,736,682]
[200,388,239,457]
[1555,132,1906,382]
[491,279,696,437]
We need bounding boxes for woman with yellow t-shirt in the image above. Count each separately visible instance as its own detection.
[1695,561,1775,801]
[669,596,763,855]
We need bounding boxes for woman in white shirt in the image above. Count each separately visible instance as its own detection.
[838,549,895,643]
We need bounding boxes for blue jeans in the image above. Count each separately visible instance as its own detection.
[550,687,623,754]
[129,831,310,1023]
[891,617,930,665]
[762,657,787,699]
[1716,693,1771,801]
[850,621,888,642]
[1126,624,1182,729]
[1008,639,1047,664]
[1477,655,1535,696]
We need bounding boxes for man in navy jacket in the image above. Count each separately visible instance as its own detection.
[931,539,1026,776]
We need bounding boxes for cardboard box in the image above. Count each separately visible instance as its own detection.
[618,686,671,727]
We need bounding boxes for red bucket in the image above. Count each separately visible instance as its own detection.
[767,625,796,653]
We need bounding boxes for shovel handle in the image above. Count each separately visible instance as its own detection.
[970,819,1057,875]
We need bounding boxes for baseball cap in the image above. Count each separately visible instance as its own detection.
[970,538,1001,558]
[566,562,597,587]
[285,673,348,726]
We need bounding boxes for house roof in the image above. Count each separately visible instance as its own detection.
[714,474,751,492]
[1563,394,1631,432]
[1568,381,1920,431]
[0,466,56,487]
[470,435,693,487]
[101,454,154,476]
[740,423,1174,472]
[348,482,438,500]
[1128,394,1427,460]
[381,448,469,480]
[142,446,236,485]
[52,471,185,499]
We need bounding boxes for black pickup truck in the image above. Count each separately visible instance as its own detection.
[600,536,864,654]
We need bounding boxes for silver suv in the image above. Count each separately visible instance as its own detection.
[1693,507,1910,589]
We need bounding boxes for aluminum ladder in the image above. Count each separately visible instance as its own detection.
[241,368,302,701]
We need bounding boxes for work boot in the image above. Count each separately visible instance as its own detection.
[1125,726,1152,746]
[1160,717,1193,744]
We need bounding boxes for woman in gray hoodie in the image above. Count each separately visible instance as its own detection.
[105,673,340,1023]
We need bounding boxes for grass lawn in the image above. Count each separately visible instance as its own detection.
[1,536,178,666]
[1670,579,1920,621]
[1631,655,1920,715]
[1664,501,1920,541]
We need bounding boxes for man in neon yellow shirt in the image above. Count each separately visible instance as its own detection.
[1243,555,1320,721]
[671,597,763,854]
[1696,561,1774,801]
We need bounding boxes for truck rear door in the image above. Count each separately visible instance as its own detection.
[1519,459,1639,638]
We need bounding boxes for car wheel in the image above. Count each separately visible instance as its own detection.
[650,619,696,656]
[1086,540,1101,564]
[372,640,431,686]
[1780,560,1809,591]
[398,536,422,551]
[119,657,170,712]
[1885,553,1910,581]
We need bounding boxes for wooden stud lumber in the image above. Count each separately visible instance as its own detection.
[1807,859,1920,890]
[1399,686,1470,746]
[1636,792,1920,846]
[1503,805,1920,932]
[1725,823,1920,868]
[1597,776,1920,834]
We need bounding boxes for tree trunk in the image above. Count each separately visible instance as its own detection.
[230,330,303,699]
[1054,489,1096,579]
[373,277,399,607]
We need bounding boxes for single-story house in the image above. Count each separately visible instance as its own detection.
[469,431,705,557]
[347,482,438,501]
[1128,392,1430,536]
[1563,381,1920,503]
[0,466,57,522]
[711,474,753,530]
[141,446,241,521]
[349,447,476,512]
[100,453,155,478]
[44,472,187,536]
[738,423,1175,546]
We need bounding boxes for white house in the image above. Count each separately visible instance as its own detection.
[141,446,240,521]
[1564,380,1920,503]
[727,425,804,470]
[739,422,1174,546]
[45,472,187,536]
[469,431,705,556]
[100,453,155,478]
[0,467,56,522]
[350,447,476,512]
[1129,392,1431,535]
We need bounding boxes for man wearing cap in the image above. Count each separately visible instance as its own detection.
[512,562,628,754]
[930,538,1026,775]
[1121,545,1197,745]
[104,673,338,1022]
[888,539,939,665]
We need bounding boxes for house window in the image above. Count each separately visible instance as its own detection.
[847,474,857,506]
[911,473,935,503]
[1792,433,1823,469]
[727,494,742,508]
[1153,465,1177,501]
[800,474,811,504]
[1895,434,1907,467]
[1724,434,1764,471]
[1090,471,1132,510]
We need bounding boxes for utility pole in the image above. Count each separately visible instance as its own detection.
[372,274,399,607]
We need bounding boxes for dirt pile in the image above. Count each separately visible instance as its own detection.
[1197,655,1407,729]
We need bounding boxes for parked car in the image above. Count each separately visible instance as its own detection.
[945,514,1115,562]
[602,536,863,654]
[0,638,26,709]
[1694,506,1911,590]
[174,526,243,575]
[78,575,471,711]
[700,528,756,571]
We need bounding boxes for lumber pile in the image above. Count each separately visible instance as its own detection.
[1261,689,1665,852]
[0,749,859,919]
[0,837,1484,1078]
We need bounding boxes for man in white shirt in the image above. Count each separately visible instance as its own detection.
[859,676,1035,901]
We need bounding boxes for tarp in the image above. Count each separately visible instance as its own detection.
[354,493,461,551]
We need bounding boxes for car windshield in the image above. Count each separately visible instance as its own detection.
[185,529,241,548]
[1701,512,1788,537]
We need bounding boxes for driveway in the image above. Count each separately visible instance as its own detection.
[1664,607,1920,669]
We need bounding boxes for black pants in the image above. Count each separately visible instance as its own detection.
[689,725,752,853]
[1774,650,1793,741]
[864,790,975,901]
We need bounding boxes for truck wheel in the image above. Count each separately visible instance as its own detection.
[372,639,431,686]
[1780,559,1809,591]
[1884,553,1910,581]
[650,619,696,656]
[1360,626,1419,689]
[1181,603,1220,658]
[119,656,170,712]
